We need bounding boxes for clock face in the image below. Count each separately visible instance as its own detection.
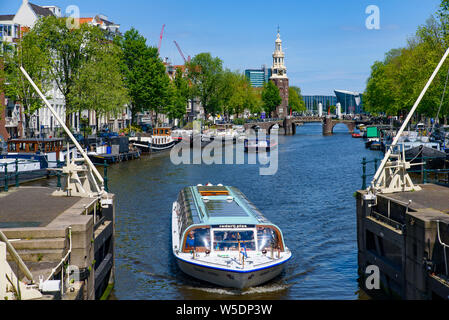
[279,70,283,75]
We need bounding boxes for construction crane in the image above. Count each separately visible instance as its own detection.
[174,40,191,64]
[158,24,165,55]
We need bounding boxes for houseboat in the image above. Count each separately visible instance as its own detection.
[130,127,175,152]
[172,184,291,289]
[0,138,76,187]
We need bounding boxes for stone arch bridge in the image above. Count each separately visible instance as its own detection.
[243,116,358,136]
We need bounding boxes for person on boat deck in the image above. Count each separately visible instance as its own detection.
[186,232,195,250]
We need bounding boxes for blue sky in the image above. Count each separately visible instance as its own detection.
[0,0,442,95]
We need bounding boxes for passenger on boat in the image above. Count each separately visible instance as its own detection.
[186,232,195,250]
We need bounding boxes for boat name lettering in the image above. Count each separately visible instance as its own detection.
[213,224,255,229]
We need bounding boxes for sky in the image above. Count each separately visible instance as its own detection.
[0,0,442,95]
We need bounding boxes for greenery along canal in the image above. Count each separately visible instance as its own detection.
[108,123,382,300]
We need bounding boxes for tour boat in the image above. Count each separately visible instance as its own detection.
[130,127,175,152]
[172,184,292,289]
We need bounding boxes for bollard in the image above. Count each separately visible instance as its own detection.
[423,169,427,184]
[15,158,19,187]
[56,160,61,189]
[103,160,109,192]
[374,158,378,172]
[362,157,367,190]
[4,164,8,192]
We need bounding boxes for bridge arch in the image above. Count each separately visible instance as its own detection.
[323,117,355,136]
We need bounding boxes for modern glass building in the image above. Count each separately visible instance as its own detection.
[302,95,338,113]
[245,65,272,88]
[334,90,364,114]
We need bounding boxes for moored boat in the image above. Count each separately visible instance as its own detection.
[172,184,291,289]
[130,127,175,152]
[244,138,277,153]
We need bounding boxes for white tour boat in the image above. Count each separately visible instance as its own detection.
[172,184,291,289]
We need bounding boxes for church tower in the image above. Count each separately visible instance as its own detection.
[270,27,289,118]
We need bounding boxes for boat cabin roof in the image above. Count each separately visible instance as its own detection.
[178,185,272,227]
[8,138,64,143]
[153,127,171,136]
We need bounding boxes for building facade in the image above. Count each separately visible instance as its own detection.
[334,90,364,114]
[245,65,271,88]
[270,29,289,118]
[302,95,338,114]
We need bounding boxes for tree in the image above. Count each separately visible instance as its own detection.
[30,16,110,127]
[261,81,282,118]
[67,42,129,120]
[117,28,171,126]
[1,31,52,133]
[289,86,306,113]
[187,53,224,119]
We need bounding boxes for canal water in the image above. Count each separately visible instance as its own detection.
[107,122,382,300]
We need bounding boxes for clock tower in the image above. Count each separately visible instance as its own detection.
[270,27,289,118]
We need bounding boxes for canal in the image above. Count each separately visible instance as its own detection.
[107,122,382,300]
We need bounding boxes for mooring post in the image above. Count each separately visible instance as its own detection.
[374,158,378,173]
[423,168,427,184]
[4,164,8,192]
[103,160,109,192]
[15,158,19,187]
[362,157,367,190]
[56,159,61,189]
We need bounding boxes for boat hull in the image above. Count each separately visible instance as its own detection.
[151,140,175,152]
[175,255,289,289]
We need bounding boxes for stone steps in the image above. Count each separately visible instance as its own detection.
[1,228,67,240]
[7,248,65,263]
[10,238,66,250]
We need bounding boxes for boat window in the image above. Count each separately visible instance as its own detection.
[183,227,211,252]
[213,230,255,252]
[257,226,280,250]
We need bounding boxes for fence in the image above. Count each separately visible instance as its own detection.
[0,159,109,193]
[361,156,449,189]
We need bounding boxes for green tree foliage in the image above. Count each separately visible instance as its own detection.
[364,1,449,120]
[261,81,282,117]
[1,30,52,128]
[29,16,112,126]
[164,68,189,122]
[289,86,306,113]
[187,53,224,118]
[67,42,129,118]
[117,28,171,125]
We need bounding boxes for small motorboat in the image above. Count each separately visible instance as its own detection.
[244,138,277,153]
[172,184,291,289]
[370,141,382,151]
[352,133,362,138]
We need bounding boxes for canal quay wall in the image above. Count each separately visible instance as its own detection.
[0,187,115,300]
[356,184,449,299]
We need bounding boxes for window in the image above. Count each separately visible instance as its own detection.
[257,226,280,250]
[213,230,255,252]
[184,227,211,252]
